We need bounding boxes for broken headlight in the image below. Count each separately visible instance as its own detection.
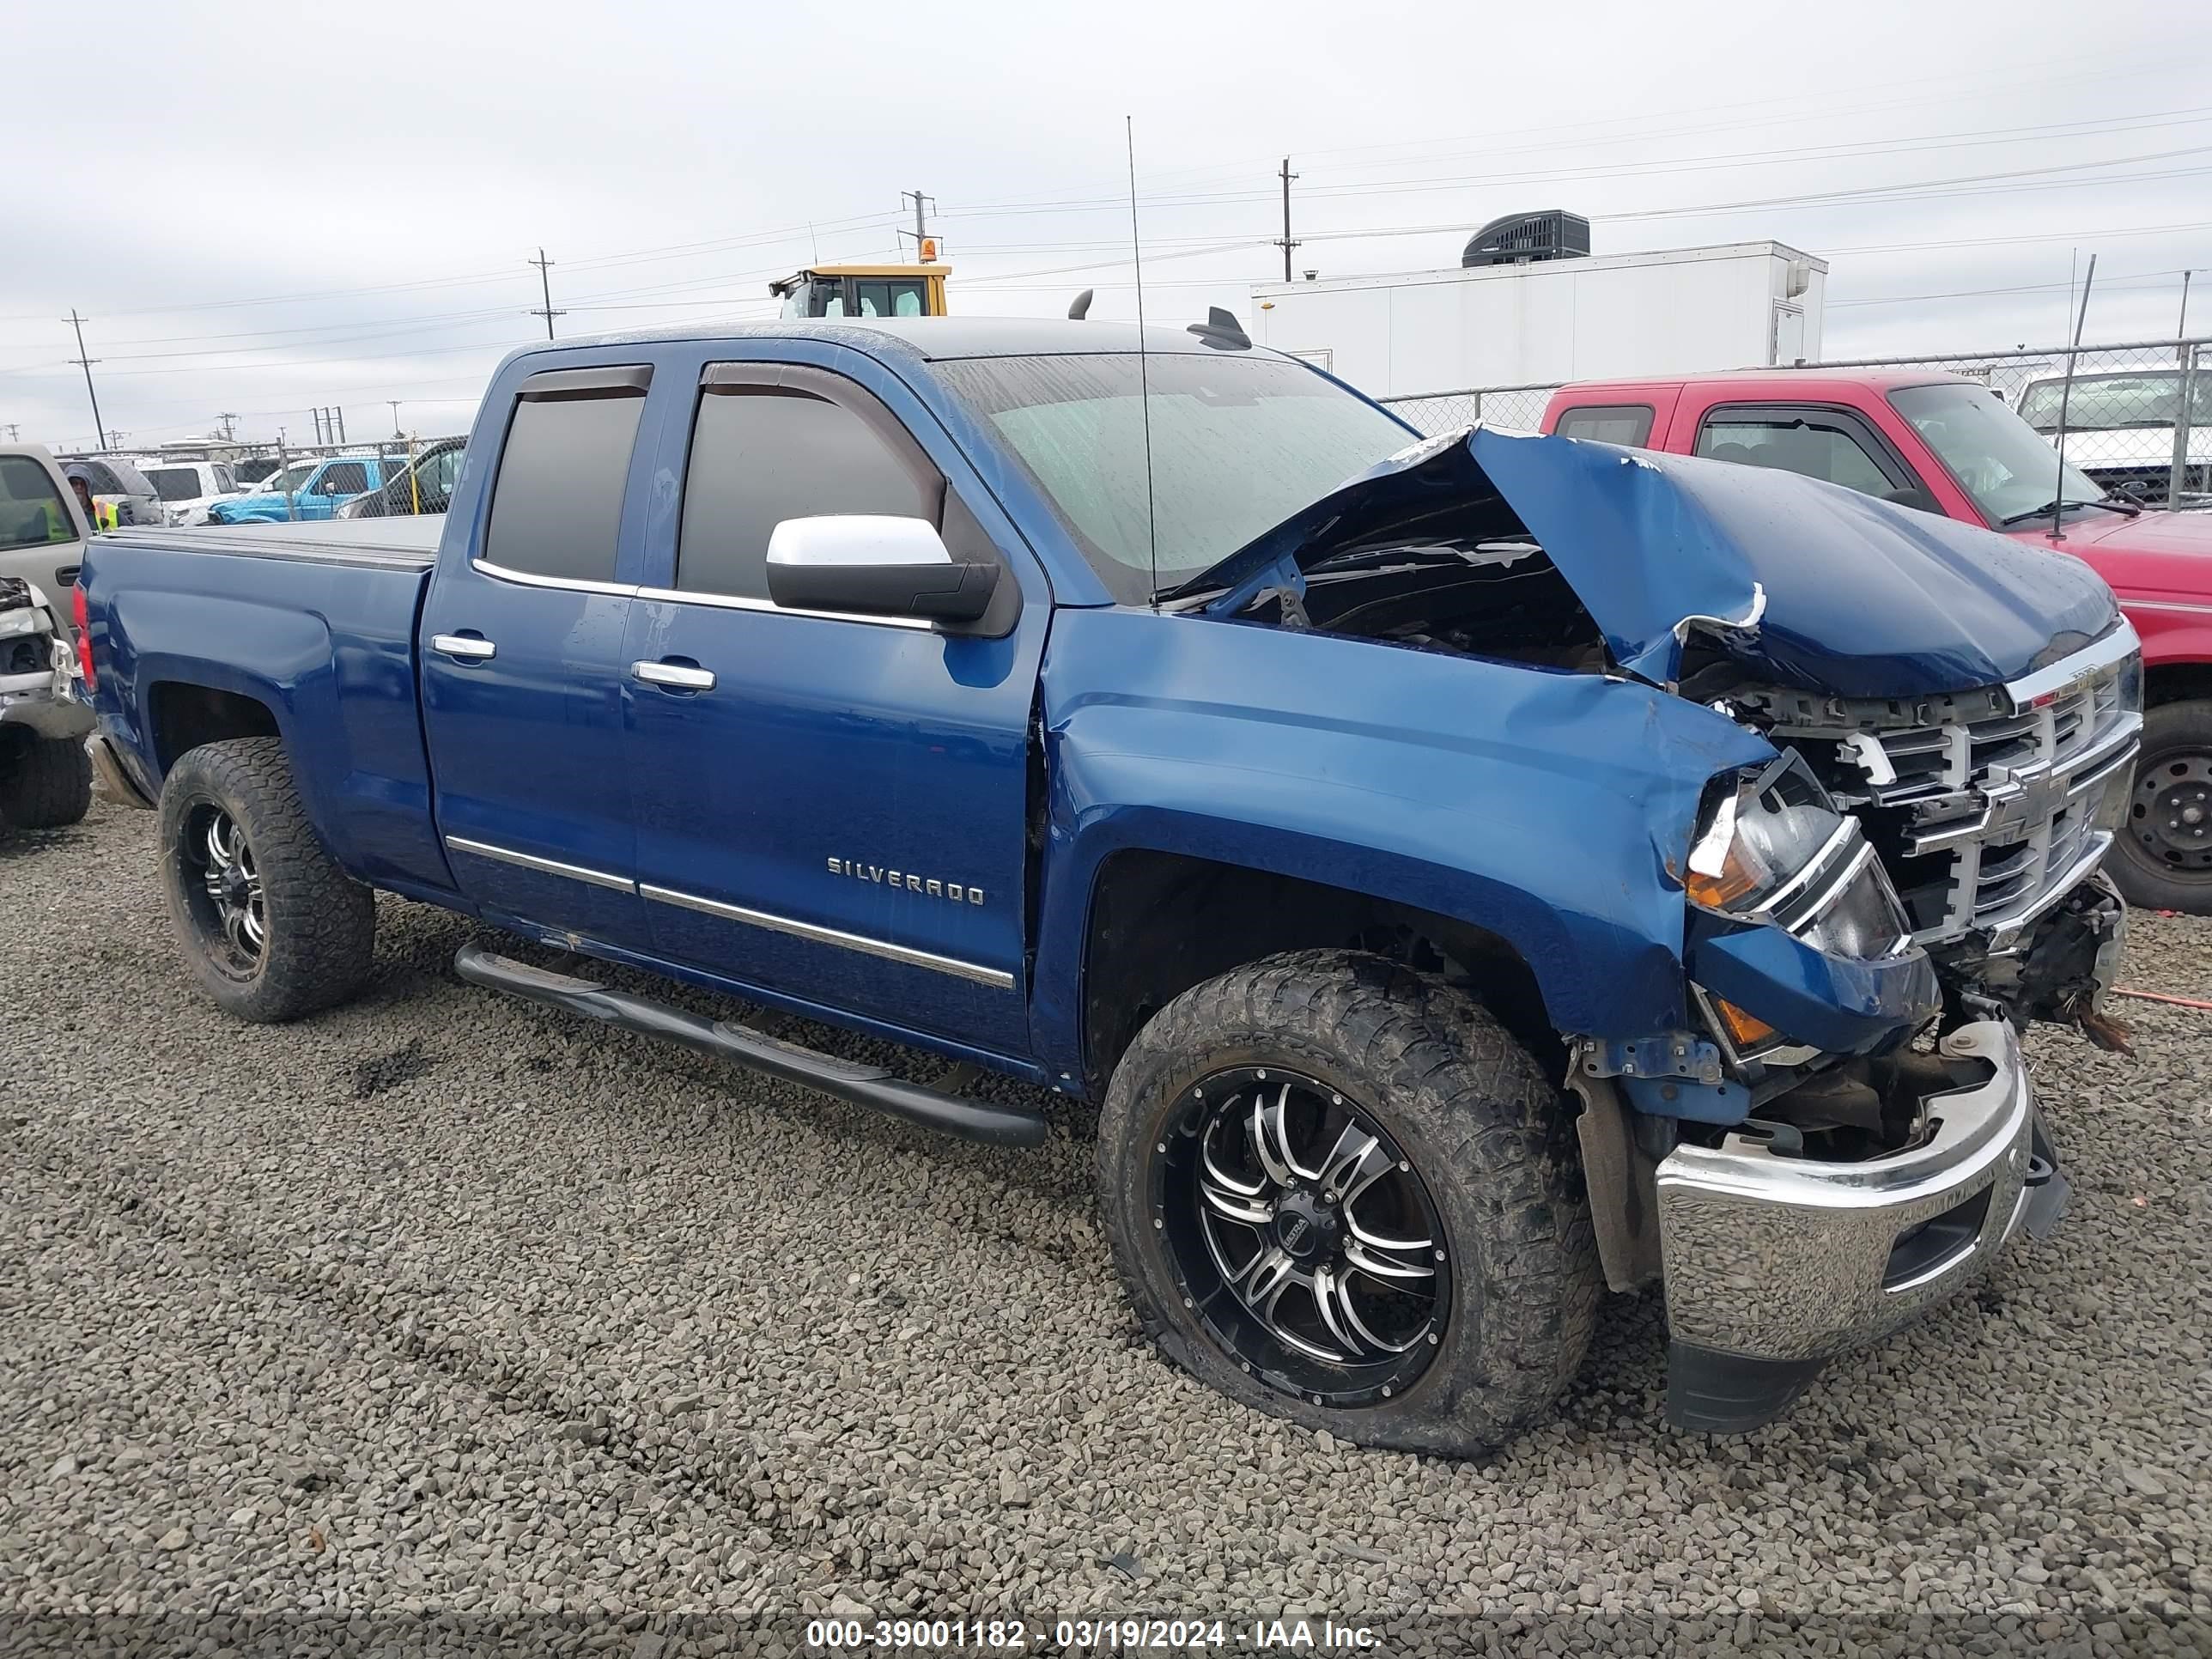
[1686,754,1911,960]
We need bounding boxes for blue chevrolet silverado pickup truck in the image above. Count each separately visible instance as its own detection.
[76,316,2140,1454]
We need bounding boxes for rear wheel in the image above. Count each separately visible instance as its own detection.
[1097,950,1598,1457]
[2111,699,2212,915]
[157,737,376,1021]
[0,735,93,830]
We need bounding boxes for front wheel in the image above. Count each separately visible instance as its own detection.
[1097,950,1598,1457]
[2110,698,2212,915]
[157,736,376,1021]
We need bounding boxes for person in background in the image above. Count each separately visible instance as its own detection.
[66,471,119,531]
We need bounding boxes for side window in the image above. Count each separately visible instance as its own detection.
[483,371,651,583]
[854,279,927,318]
[1553,404,1655,447]
[215,465,236,492]
[1694,410,1898,498]
[429,447,462,501]
[319,461,369,495]
[0,454,72,551]
[80,463,122,494]
[678,384,938,601]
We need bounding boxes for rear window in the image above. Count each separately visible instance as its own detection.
[1553,404,1655,447]
[483,380,649,583]
[0,455,75,551]
[678,388,934,600]
[146,466,205,501]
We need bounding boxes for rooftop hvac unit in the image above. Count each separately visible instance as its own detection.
[1462,210,1592,268]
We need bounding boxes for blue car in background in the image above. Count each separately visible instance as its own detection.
[205,454,403,523]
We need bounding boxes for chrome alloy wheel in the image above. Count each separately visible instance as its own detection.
[1152,1066,1450,1407]
[182,805,266,975]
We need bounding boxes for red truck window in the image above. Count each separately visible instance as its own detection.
[1553,404,1654,447]
[1692,404,1911,501]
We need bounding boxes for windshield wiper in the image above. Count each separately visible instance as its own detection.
[1999,495,2141,526]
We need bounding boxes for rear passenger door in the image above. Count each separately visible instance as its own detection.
[420,362,657,950]
[623,355,1047,1056]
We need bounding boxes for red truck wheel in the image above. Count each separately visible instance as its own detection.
[2112,700,2212,916]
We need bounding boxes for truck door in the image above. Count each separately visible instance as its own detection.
[419,362,656,951]
[623,357,1044,1057]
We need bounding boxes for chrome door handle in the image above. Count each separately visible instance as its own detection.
[432,634,496,661]
[632,660,716,690]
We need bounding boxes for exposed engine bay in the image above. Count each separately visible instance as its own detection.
[1228,520,2140,1074]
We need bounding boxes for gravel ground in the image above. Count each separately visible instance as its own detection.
[3,801,2209,1656]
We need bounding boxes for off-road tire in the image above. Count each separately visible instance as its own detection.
[1097,949,1599,1457]
[0,735,93,829]
[157,737,376,1022]
[2109,698,2212,915]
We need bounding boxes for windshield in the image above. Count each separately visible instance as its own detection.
[933,351,1413,603]
[2014,369,2212,433]
[146,466,205,502]
[1889,382,2102,526]
[265,461,317,494]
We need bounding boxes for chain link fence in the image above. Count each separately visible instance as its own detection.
[211,433,467,521]
[1378,337,2212,507]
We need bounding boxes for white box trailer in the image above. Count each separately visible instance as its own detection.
[1248,240,1826,404]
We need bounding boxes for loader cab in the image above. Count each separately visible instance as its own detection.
[770,263,950,320]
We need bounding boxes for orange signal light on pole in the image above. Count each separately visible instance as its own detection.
[919,237,939,262]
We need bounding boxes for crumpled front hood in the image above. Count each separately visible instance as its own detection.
[1192,427,2121,698]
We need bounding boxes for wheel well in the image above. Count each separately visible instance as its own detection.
[149,683,278,775]
[2144,663,2212,708]
[1080,849,1559,1093]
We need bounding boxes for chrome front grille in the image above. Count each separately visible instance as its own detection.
[1764,627,2143,948]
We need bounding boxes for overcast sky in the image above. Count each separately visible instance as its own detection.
[5,0,2209,450]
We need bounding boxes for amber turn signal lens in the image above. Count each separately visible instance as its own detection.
[1713,998,1778,1050]
[1684,861,1759,910]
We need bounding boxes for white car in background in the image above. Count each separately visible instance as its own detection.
[139,459,246,526]
[2016,367,2212,507]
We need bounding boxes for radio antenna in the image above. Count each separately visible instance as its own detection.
[1127,115,1159,601]
[2049,251,2097,544]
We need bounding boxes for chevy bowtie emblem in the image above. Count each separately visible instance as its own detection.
[826,857,985,906]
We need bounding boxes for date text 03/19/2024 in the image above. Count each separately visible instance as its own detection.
[802,1617,1378,1650]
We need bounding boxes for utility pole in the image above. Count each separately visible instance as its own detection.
[528,248,563,339]
[312,408,325,446]
[388,399,404,438]
[2,423,18,442]
[334,406,346,444]
[216,412,238,442]
[899,191,938,259]
[65,311,106,452]
[1275,158,1300,283]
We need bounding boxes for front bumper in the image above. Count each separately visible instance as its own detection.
[1654,1018,2057,1431]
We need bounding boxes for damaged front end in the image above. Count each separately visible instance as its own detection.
[0,577,92,745]
[1175,423,2140,1427]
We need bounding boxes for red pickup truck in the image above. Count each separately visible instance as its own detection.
[1540,370,2212,914]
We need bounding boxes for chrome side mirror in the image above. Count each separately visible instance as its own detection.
[764,514,1000,624]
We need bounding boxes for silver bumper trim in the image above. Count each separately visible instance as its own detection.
[1654,1020,2034,1362]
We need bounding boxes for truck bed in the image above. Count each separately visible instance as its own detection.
[106,517,441,568]
[81,526,450,896]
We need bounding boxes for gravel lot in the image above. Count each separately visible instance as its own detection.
[3,801,2209,1656]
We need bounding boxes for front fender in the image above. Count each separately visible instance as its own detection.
[1029,607,1773,1081]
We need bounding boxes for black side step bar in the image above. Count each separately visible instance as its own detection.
[453,945,1049,1149]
